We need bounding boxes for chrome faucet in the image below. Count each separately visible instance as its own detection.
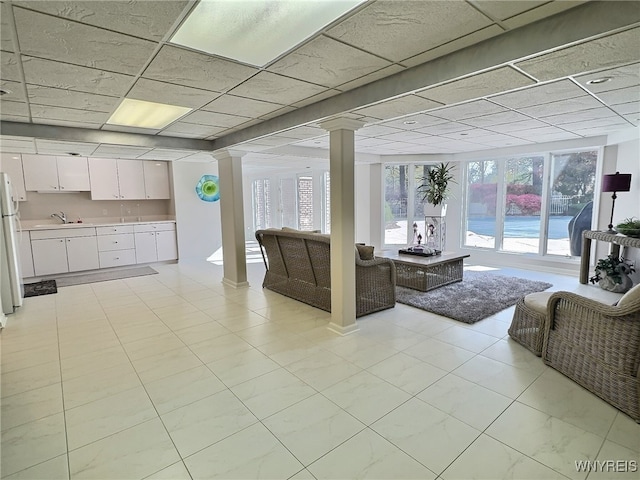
[51,211,67,224]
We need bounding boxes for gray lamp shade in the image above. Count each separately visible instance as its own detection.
[602,172,632,192]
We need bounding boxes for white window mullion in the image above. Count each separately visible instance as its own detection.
[539,153,552,256]
[495,159,506,251]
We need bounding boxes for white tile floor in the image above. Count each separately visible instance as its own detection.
[1,260,638,479]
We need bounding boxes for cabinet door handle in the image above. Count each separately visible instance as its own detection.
[53,186,58,189]
[115,257,120,260]
[114,241,118,244]
[60,239,64,243]
[147,195,150,198]
[120,195,124,198]
[60,186,65,189]
[114,195,118,198]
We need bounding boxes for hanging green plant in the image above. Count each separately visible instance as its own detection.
[417,162,456,207]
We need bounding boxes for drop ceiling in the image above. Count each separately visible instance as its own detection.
[0,0,638,172]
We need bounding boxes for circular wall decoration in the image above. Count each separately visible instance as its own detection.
[195,175,220,202]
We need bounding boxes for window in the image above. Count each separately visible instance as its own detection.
[297,175,313,230]
[464,149,598,257]
[322,172,331,233]
[252,179,271,230]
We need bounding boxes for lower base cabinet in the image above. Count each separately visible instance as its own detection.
[134,223,177,263]
[31,235,99,276]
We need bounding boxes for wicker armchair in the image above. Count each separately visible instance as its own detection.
[255,229,396,317]
[541,291,640,422]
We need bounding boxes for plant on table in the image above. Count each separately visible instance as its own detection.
[589,254,635,292]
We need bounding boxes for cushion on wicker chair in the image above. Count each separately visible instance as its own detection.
[618,282,640,307]
[523,291,554,314]
[356,244,375,260]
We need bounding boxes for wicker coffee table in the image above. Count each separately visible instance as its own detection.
[379,251,470,292]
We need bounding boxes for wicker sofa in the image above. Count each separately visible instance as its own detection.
[255,229,396,317]
[541,290,640,422]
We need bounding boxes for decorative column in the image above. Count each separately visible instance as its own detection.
[214,149,249,288]
[320,118,365,335]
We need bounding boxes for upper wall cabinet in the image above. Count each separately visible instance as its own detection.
[22,154,90,192]
[0,153,27,201]
[143,161,171,199]
[88,158,146,200]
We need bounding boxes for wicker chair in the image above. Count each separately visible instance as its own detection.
[255,229,396,317]
[541,291,640,422]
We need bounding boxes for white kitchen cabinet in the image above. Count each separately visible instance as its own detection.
[30,227,98,275]
[117,160,146,200]
[0,153,27,201]
[134,222,177,263]
[96,224,136,268]
[66,236,99,272]
[56,156,91,191]
[19,231,34,278]
[22,154,90,192]
[31,238,68,276]
[143,161,171,199]
[88,158,145,200]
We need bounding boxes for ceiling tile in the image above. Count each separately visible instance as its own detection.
[354,95,442,120]
[278,126,325,140]
[562,116,633,130]
[358,125,404,137]
[354,137,395,147]
[202,95,283,118]
[488,79,586,109]
[611,102,640,115]
[459,110,532,128]
[268,35,391,88]
[159,122,226,138]
[137,149,196,161]
[516,27,640,81]
[0,114,29,123]
[143,45,257,93]
[14,0,189,41]
[519,95,604,118]
[0,51,20,82]
[128,78,220,109]
[402,25,504,68]
[622,114,639,125]
[502,1,590,30]
[336,64,406,92]
[1,3,14,52]
[414,122,474,135]
[290,88,342,109]
[0,100,29,116]
[175,152,215,163]
[575,62,640,93]
[14,8,156,75]
[101,124,161,135]
[32,118,101,129]
[22,57,134,97]
[417,67,535,104]
[377,131,433,143]
[439,128,496,140]
[0,138,35,153]
[92,145,153,158]
[27,85,118,112]
[326,1,492,62]
[181,110,250,129]
[228,71,326,105]
[34,139,99,156]
[294,138,330,148]
[484,118,549,133]
[259,106,296,121]
[540,107,618,126]
[512,126,578,139]
[0,80,26,102]
[30,104,108,124]
[378,113,446,131]
[470,1,548,21]
[596,86,640,106]
[429,99,507,120]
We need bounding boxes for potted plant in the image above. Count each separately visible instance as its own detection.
[616,217,640,238]
[589,254,635,293]
[418,162,456,216]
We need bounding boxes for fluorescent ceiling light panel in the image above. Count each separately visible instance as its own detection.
[107,99,192,129]
[171,0,365,67]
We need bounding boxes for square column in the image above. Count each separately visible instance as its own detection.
[214,150,249,288]
[320,118,365,335]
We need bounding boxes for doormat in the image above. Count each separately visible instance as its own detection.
[23,280,58,297]
[395,271,553,324]
[56,266,158,287]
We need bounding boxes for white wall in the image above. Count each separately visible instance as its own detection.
[172,161,222,262]
[614,138,640,283]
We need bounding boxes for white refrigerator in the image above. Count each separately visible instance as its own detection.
[0,172,23,318]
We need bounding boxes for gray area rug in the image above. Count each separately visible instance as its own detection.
[56,266,158,287]
[396,271,553,324]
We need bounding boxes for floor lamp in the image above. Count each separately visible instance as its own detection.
[601,172,632,233]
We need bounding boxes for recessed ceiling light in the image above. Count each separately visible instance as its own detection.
[586,77,612,85]
[0,88,11,96]
[107,99,192,129]
[403,120,418,125]
[170,0,366,67]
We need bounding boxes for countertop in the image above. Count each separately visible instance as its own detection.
[21,218,176,231]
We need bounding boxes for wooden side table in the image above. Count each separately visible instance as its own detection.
[579,231,640,284]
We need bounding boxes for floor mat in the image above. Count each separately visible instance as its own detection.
[23,279,58,297]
